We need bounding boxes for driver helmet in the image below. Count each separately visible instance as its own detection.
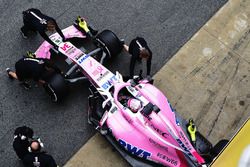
[127,98,142,113]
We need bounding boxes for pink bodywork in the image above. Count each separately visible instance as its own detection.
[111,82,205,166]
[35,25,86,59]
[36,26,205,167]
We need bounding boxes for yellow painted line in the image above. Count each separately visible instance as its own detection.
[211,118,250,167]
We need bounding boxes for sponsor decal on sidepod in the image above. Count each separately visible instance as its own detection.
[118,139,151,159]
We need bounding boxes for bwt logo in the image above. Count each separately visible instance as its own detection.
[77,54,90,64]
[118,139,151,159]
[101,75,117,89]
[176,139,193,157]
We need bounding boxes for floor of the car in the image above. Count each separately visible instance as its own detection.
[105,134,162,167]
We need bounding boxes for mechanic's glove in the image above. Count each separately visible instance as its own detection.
[14,134,27,140]
[37,138,44,148]
[26,51,36,58]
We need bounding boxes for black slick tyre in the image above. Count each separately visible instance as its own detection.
[95,30,123,58]
[44,73,68,102]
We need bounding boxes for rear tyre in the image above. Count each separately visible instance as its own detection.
[211,139,229,157]
[44,73,68,102]
[95,30,123,58]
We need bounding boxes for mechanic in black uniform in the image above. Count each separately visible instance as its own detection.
[123,37,152,78]
[21,8,66,49]
[13,126,34,160]
[22,139,58,167]
[6,52,59,89]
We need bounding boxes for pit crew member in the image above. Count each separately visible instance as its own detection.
[13,126,34,160]
[123,37,152,78]
[6,52,61,89]
[21,8,66,49]
[22,139,58,167]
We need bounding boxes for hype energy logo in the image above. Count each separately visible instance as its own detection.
[118,139,151,159]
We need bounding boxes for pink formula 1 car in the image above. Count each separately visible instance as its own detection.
[35,18,226,166]
[35,17,123,102]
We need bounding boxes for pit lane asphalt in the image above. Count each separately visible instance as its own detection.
[0,0,227,166]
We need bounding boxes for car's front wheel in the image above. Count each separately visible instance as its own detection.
[44,73,68,102]
[95,30,123,58]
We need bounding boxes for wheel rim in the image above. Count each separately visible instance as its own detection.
[45,84,58,102]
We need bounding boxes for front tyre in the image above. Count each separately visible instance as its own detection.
[44,73,68,102]
[95,30,123,58]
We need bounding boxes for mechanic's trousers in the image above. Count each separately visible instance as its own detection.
[21,11,37,35]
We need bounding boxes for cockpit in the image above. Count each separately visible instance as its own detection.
[117,87,143,113]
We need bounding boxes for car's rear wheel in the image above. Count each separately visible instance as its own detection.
[44,73,68,102]
[211,139,229,157]
[95,30,123,58]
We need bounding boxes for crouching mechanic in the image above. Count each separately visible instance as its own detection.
[21,8,66,49]
[6,51,61,89]
[13,126,34,160]
[22,139,58,167]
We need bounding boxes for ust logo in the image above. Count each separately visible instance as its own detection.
[118,139,151,159]
[101,75,117,89]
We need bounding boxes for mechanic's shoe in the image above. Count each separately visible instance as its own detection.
[20,29,28,39]
[95,126,109,135]
[6,68,14,79]
[120,39,125,45]
[87,118,92,125]
[100,128,108,135]
[20,82,31,90]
